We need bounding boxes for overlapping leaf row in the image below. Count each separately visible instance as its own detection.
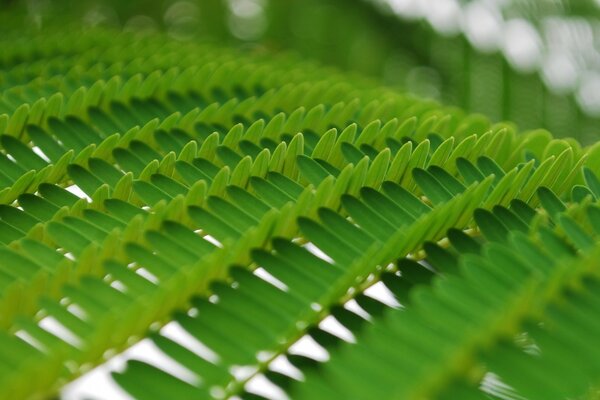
[4,0,600,146]
[0,30,469,303]
[110,153,600,400]
[0,29,395,203]
[0,30,386,399]
[154,184,600,400]
[4,0,595,141]
[286,184,600,400]
[1,140,548,400]
[0,29,490,399]
[0,104,510,398]
[108,166,488,399]
[0,29,599,400]
[229,192,600,400]
[1,26,422,119]
[0,27,388,130]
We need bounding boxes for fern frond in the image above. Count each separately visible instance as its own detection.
[1,4,600,400]
[291,195,600,399]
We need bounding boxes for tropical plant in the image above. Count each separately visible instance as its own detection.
[1,1,600,400]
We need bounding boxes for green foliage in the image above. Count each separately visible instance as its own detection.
[4,0,600,141]
[0,3,600,400]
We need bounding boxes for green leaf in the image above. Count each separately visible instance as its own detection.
[583,167,600,198]
[473,208,509,243]
[412,168,453,205]
[537,187,565,219]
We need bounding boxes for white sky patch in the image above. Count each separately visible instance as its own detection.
[288,335,329,362]
[62,338,200,400]
[161,321,221,364]
[67,303,88,320]
[109,280,128,293]
[302,242,334,264]
[364,281,401,308]
[253,266,289,291]
[66,184,91,202]
[32,146,51,163]
[245,373,290,400]
[202,233,224,248]
[344,298,372,321]
[319,315,356,343]
[134,266,159,284]
[61,359,134,400]
[128,340,201,385]
[269,355,304,381]
[15,330,46,353]
[480,372,527,400]
[230,365,259,381]
[38,316,82,349]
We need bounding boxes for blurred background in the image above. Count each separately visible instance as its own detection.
[3,0,600,142]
